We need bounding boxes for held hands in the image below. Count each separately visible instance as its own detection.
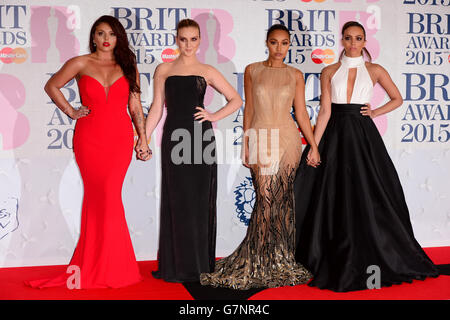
[306,147,321,168]
[135,138,152,161]
[194,107,216,123]
[360,103,372,118]
[68,105,90,120]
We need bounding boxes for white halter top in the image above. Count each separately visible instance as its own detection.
[331,54,373,104]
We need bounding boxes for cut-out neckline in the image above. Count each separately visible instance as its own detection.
[80,74,125,101]
[340,55,363,104]
[330,55,375,104]
[346,67,357,104]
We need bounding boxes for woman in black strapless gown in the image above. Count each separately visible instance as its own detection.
[145,19,242,282]
[294,21,438,292]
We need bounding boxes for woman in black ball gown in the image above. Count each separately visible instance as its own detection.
[294,21,439,292]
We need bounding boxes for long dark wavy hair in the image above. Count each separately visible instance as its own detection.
[89,15,140,93]
[339,21,372,62]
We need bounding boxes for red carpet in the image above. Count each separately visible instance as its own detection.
[0,247,449,300]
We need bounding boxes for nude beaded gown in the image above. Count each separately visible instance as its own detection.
[200,62,312,289]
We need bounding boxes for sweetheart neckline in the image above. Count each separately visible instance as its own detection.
[79,74,126,103]
[80,74,125,88]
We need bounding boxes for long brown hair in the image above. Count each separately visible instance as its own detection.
[339,21,372,62]
[89,15,140,93]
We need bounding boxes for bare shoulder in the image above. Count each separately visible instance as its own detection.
[244,62,260,79]
[365,61,390,82]
[203,63,220,75]
[288,65,303,75]
[153,61,173,79]
[288,66,304,82]
[202,63,225,83]
[322,62,340,77]
[57,55,91,80]
[317,63,339,84]
[65,54,89,69]
[366,61,387,74]
[245,61,260,71]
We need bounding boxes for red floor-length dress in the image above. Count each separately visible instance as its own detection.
[26,74,142,289]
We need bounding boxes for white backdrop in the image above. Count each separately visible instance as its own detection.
[0,0,449,267]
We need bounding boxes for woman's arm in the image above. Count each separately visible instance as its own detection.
[293,69,320,167]
[128,66,151,161]
[312,67,333,145]
[144,64,166,143]
[44,56,90,119]
[242,65,254,168]
[193,65,243,123]
[361,64,403,118]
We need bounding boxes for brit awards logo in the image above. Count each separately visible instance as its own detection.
[234,177,255,226]
[0,4,27,64]
[112,7,187,65]
[266,6,336,65]
[401,0,449,144]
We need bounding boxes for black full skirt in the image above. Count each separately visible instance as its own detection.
[294,103,439,292]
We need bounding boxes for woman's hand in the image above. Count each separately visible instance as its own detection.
[194,107,216,123]
[68,105,90,120]
[306,147,321,168]
[135,138,152,161]
[242,143,250,168]
[360,103,373,118]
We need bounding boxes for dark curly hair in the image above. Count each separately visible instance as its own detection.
[89,15,140,93]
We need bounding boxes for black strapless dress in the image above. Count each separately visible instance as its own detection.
[152,75,217,282]
[294,103,439,292]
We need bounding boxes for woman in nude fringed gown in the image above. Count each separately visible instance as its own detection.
[200,24,320,290]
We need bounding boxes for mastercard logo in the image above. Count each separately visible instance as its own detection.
[0,47,28,64]
[161,48,180,62]
[311,48,335,64]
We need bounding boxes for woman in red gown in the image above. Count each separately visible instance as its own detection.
[26,15,151,289]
